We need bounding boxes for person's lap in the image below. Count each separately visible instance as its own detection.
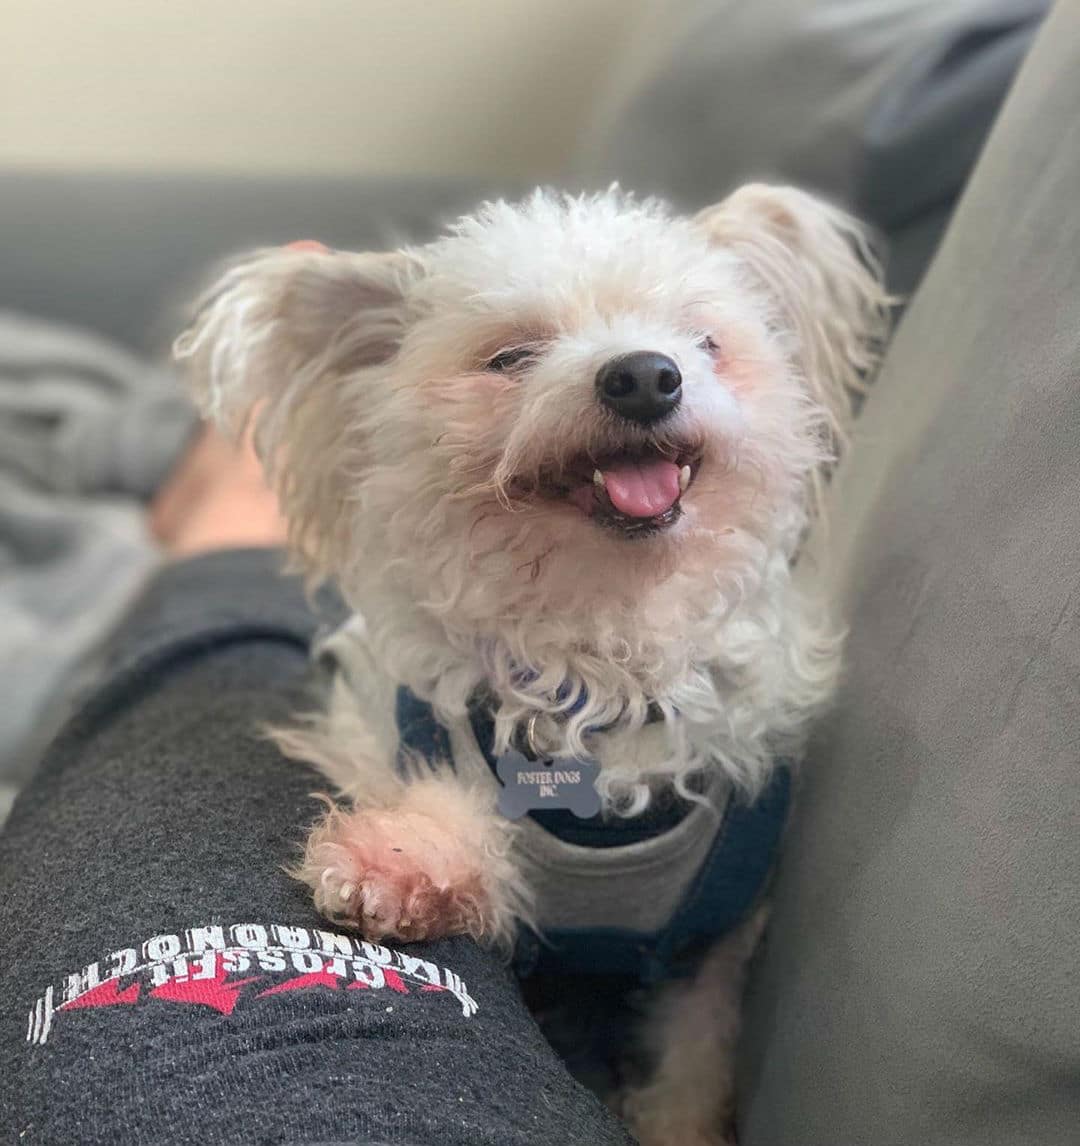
[0,550,632,1145]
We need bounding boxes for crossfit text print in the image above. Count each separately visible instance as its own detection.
[25,921,478,1046]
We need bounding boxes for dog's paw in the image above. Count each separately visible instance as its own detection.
[299,801,497,943]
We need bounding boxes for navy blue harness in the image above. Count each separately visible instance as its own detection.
[396,687,791,982]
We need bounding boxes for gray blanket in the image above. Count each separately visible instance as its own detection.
[0,312,196,815]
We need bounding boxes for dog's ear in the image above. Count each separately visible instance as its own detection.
[695,184,890,445]
[174,246,420,576]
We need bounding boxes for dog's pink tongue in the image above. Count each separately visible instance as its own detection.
[602,459,681,518]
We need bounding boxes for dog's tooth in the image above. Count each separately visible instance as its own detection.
[679,464,692,493]
[593,469,606,491]
[338,883,355,901]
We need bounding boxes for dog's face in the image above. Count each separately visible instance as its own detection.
[406,197,752,553]
[178,187,886,705]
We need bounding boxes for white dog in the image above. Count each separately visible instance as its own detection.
[176,185,887,1145]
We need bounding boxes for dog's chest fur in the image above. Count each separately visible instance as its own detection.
[320,616,790,981]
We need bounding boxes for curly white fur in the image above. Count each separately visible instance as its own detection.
[176,186,886,806]
[176,184,888,1144]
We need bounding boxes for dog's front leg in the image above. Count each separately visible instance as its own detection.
[294,740,524,947]
[621,907,769,1146]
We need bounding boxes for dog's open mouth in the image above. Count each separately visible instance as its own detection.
[536,444,703,537]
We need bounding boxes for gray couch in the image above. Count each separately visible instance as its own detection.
[740,3,1080,1141]
[3,0,1076,1141]
[0,173,508,355]
[0,3,1047,339]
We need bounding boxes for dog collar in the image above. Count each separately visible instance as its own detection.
[394,686,698,846]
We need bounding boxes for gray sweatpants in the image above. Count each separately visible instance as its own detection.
[0,549,632,1146]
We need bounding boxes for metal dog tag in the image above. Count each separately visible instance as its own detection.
[495,748,602,820]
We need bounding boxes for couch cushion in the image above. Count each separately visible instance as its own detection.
[739,2,1080,1142]
[578,0,1048,294]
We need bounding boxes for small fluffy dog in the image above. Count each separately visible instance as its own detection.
[176,186,886,1145]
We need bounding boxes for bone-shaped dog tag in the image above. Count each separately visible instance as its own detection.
[495,749,602,820]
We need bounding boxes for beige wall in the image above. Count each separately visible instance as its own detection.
[0,0,643,179]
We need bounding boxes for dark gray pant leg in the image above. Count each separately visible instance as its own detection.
[0,550,632,1146]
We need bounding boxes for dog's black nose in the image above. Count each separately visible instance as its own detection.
[595,351,682,425]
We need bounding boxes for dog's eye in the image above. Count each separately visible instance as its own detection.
[485,347,536,374]
[697,335,720,355]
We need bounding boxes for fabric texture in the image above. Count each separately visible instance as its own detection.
[0,311,195,498]
[0,312,198,803]
[738,1,1080,1141]
[0,548,634,1146]
[577,0,1049,294]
